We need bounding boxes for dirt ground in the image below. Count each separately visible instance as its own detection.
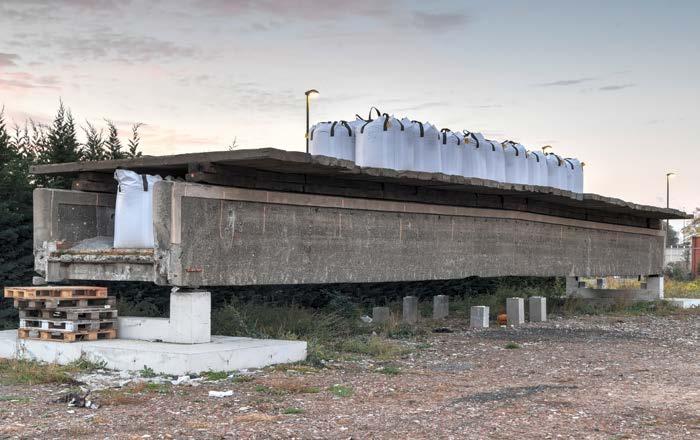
[1,313,698,439]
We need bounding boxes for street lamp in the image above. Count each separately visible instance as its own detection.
[305,89,319,153]
[666,172,676,238]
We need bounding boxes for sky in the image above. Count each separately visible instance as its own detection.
[1,0,698,230]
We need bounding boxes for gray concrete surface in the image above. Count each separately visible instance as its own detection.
[433,295,449,320]
[507,298,525,326]
[403,296,419,324]
[529,296,547,322]
[470,306,489,328]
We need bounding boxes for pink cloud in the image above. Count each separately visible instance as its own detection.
[0,72,60,91]
[0,53,20,67]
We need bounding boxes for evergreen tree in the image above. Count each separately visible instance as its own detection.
[82,121,105,161]
[0,107,34,328]
[127,123,143,158]
[39,101,82,188]
[104,120,125,160]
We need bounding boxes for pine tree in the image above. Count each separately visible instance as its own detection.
[104,120,125,160]
[40,101,82,188]
[127,123,143,158]
[82,121,105,161]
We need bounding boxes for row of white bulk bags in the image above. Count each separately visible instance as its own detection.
[309,120,355,161]
[502,141,529,185]
[113,169,162,248]
[439,129,464,176]
[527,150,548,186]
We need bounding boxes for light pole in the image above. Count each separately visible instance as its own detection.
[305,89,319,153]
[666,172,676,240]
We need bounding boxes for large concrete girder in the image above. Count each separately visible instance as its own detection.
[35,182,664,286]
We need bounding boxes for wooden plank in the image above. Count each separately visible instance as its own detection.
[4,286,107,299]
[17,328,117,343]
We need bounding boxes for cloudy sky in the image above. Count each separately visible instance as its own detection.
[1,0,698,225]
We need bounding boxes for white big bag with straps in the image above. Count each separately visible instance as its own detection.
[113,169,163,248]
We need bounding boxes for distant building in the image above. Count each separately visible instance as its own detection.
[665,246,688,268]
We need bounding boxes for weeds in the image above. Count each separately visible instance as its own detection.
[329,384,353,397]
[255,379,320,396]
[66,356,107,372]
[377,366,401,375]
[0,359,76,385]
[283,407,304,415]
[337,336,409,360]
[202,371,229,381]
[504,342,521,349]
[139,365,156,378]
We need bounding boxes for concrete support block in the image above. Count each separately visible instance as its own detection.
[646,275,664,300]
[167,289,211,344]
[432,295,449,320]
[506,297,525,326]
[372,307,390,325]
[402,296,418,324]
[528,296,547,322]
[31,276,46,286]
[565,276,582,296]
[596,278,607,289]
[470,306,489,328]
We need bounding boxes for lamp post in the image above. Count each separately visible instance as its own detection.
[305,89,319,153]
[666,172,676,239]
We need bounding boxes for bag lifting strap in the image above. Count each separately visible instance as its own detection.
[503,140,520,156]
[410,120,425,137]
[141,175,148,191]
[368,107,382,120]
[463,130,480,148]
[330,121,352,137]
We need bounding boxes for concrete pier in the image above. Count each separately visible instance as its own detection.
[506,298,525,326]
[528,296,547,322]
[433,295,449,320]
[372,306,390,325]
[403,296,419,324]
[470,306,489,328]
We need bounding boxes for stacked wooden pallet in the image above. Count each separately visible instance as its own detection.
[3,286,117,342]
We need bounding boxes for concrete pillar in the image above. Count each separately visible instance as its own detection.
[432,295,449,320]
[470,306,489,328]
[372,306,390,325]
[402,296,418,324]
[565,276,581,296]
[32,276,46,286]
[506,297,525,326]
[596,278,607,289]
[528,296,547,322]
[168,289,211,344]
[646,275,664,299]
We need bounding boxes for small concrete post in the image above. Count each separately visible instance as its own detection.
[470,306,489,328]
[646,275,664,299]
[32,276,46,286]
[372,306,390,325]
[402,296,419,324]
[506,297,525,326]
[528,296,547,322]
[596,278,607,289]
[565,276,580,296]
[432,295,449,320]
[168,289,211,344]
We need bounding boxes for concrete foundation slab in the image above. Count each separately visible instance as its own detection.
[506,298,525,326]
[433,295,448,320]
[470,306,489,328]
[372,307,390,324]
[0,330,306,375]
[529,297,547,322]
[666,298,700,309]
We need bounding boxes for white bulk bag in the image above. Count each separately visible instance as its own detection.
[545,153,568,189]
[396,117,415,171]
[309,122,333,157]
[355,113,403,169]
[329,121,354,161]
[113,170,163,248]
[502,141,529,184]
[439,129,463,176]
[485,139,506,183]
[462,131,488,179]
[564,158,584,193]
[526,151,548,186]
[412,121,441,173]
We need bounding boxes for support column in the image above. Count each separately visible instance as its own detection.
[403,296,418,324]
[645,275,664,300]
[528,297,547,322]
[168,289,211,344]
[372,306,390,325]
[596,278,607,289]
[432,295,449,320]
[565,276,581,296]
[506,298,524,326]
[470,306,489,328]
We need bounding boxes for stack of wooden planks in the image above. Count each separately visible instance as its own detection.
[3,286,117,342]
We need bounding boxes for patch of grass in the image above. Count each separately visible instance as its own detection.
[0,359,75,385]
[328,384,353,398]
[504,342,521,349]
[557,298,691,317]
[337,336,409,360]
[139,365,156,378]
[66,356,107,372]
[377,366,401,375]
[144,382,171,394]
[282,407,304,415]
[255,379,320,395]
[202,371,229,381]
[664,279,700,299]
[0,395,32,403]
[232,375,254,383]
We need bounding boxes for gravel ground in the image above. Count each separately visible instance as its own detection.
[1,313,698,439]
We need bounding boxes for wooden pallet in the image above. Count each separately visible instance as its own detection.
[17,328,117,343]
[19,307,119,321]
[14,296,116,310]
[4,286,108,300]
[19,318,117,332]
